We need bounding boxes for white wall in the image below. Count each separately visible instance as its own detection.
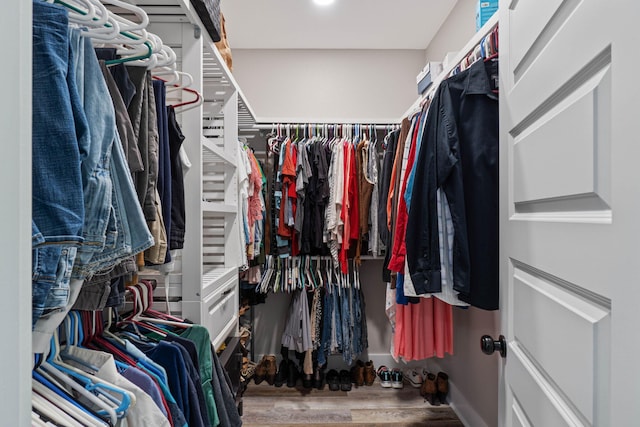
[232,49,424,123]
[424,0,478,63]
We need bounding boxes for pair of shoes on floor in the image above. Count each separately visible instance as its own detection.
[326,369,352,391]
[254,355,277,385]
[377,366,404,389]
[241,359,257,382]
[274,358,301,388]
[420,371,449,405]
[350,360,375,386]
[404,368,424,388]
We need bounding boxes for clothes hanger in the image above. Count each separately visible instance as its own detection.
[53,318,135,415]
[32,389,86,427]
[37,336,120,425]
[54,0,156,66]
[33,379,106,427]
[173,86,203,112]
[132,281,192,328]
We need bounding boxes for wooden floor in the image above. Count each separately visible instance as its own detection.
[241,380,463,427]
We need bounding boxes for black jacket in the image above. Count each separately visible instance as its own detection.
[406,59,499,310]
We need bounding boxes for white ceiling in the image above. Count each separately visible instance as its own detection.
[221,0,458,50]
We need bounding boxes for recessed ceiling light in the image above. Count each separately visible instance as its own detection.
[313,0,335,6]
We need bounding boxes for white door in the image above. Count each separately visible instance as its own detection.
[499,0,640,425]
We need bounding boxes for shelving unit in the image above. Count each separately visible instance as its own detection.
[118,0,257,351]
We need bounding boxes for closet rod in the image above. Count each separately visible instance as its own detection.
[250,123,398,130]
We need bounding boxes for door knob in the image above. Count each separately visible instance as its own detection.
[481,335,507,358]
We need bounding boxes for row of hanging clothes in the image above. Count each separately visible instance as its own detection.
[33,281,241,427]
[30,1,238,426]
[263,123,392,266]
[239,123,399,371]
[382,25,500,362]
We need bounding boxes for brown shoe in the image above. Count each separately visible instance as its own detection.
[363,360,376,386]
[350,360,365,387]
[436,372,449,404]
[254,356,268,385]
[264,355,277,385]
[421,372,439,406]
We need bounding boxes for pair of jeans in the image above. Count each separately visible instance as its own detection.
[127,66,159,221]
[32,2,86,326]
[153,80,172,263]
[317,289,333,367]
[352,287,363,357]
[79,133,154,277]
[340,286,353,364]
[167,106,186,250]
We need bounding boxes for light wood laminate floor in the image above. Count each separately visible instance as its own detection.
[241,380,464,427]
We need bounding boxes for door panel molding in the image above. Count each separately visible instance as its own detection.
[512,264,610,424]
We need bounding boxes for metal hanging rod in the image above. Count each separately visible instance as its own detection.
[250,123,399,131]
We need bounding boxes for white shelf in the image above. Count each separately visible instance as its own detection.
[202,201,238,214]
[202,266,237,290]
[402,12,499,119]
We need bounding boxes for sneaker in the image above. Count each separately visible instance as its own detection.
[363,360,376,386]
[391,369,404,389]
[377,365,392,388]
[404,369,423,388]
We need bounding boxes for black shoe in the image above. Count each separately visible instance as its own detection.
[286,359,299,388]
[339,369,352,392]
[274,359,288,387]
[326,369,340,391]
[313,366,325,390]
[302,373,313,389]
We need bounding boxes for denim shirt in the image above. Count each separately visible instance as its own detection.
[405,59,499,310]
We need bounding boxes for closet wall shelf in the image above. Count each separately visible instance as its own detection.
[202,201,238,214]
[401,11,499,119]
[202,266,237,289]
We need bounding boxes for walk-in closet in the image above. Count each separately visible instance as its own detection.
[3,0,640,426]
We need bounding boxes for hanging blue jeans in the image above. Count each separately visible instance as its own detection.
[352,287,363,358]
[341,287,352,364]
[32,3,86,326]
[317,289,333,367]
